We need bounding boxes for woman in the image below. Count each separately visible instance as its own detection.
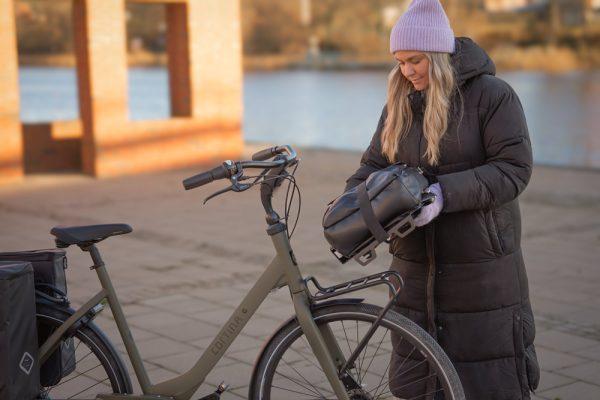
[344,1,540,399]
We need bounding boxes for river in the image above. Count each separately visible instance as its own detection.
[19,67,600,169]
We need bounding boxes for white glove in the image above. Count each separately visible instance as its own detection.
[414,183,444,227]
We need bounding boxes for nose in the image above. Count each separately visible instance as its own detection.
[402,64,416,78]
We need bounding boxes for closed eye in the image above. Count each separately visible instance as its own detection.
[397,57,422,66]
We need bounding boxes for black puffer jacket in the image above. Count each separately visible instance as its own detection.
[345,37,539,400]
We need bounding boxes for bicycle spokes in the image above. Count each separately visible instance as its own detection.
[267,318,447,400]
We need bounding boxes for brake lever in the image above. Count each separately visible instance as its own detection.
[203,167,251,204]
[203,186,233,204]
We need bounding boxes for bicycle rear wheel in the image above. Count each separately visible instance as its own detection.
[36,303,132,399]
[250,302,464,400]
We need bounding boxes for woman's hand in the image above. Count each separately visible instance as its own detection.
[414,183,444,227]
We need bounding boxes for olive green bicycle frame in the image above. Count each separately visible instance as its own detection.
[37,227,352,400]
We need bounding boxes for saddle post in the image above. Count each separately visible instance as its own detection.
[85,243,105,270]
[82,243,152,393]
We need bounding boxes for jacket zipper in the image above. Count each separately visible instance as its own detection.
[424,223,439,398]
[425,224,437,339]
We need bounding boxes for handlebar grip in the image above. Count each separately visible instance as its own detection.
[182,164,228,190]
[252,146,280,161]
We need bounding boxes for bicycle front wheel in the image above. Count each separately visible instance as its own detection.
[36,303,133,399]
[250,302,464,400]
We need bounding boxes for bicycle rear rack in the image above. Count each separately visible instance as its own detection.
[305,270,404,303]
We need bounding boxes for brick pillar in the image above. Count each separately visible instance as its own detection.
[73,0,129,176]
[166,3,192,117]
[187,0,243,124]
[0,0,23,184]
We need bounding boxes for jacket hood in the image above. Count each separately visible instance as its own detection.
[408,37,495,114]
[451,37,496,87]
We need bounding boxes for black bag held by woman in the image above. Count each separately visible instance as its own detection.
[323,164,432,265]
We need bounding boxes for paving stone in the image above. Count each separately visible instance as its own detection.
[144,320,221,342]
[119,303,158,317]
[191,306,238,326]
[537,381,600,400]
[535,330,599,353]
[118,337,197,359]
[127,310,198,330]
[151,295,224,315]
[194,287,253,308]
[557,361,600,385]
[573,345,600,362]
[225,347,262,365]
[530,394,550,400]
[536,347,588,371]
[150,349,237,374]
[536,370,576,392]
[2,151,600,395]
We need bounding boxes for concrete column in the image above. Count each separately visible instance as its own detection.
[166,3,192,116]
[187,0,243,124]
[0,0,23,183]
[73,0,129,176]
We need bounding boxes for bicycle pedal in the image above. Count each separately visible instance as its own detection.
[197,381,229,399]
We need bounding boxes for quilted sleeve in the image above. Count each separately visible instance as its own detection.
[437,83,533,212]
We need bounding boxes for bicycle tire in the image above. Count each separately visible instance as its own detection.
[250,302,464,400]
[36,303,133,399]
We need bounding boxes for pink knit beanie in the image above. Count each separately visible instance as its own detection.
[390,0,455,54]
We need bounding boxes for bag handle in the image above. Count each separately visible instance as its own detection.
[356,183,389,243]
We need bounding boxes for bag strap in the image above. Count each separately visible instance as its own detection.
[357,183,389,243]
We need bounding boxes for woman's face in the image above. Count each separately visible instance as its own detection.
[394,50,430,91]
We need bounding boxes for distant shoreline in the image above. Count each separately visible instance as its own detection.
[17,45,599,73]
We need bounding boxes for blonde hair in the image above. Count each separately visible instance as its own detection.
[381,52,458,165]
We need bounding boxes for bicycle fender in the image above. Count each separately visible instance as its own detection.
[310,297,364,310]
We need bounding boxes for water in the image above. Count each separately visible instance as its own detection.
[18,67,600,169]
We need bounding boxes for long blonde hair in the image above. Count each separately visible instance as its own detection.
[381,52,457,165]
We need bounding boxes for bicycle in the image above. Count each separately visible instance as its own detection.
[36,145,465,400]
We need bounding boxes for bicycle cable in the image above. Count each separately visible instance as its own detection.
[241,164,301,239]
[283,162,301,238]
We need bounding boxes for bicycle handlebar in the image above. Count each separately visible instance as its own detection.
[252,145,296,162]
[182,162,231,190]
[252,146,281,161]
[182,145,297,190]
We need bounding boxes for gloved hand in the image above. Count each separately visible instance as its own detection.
[414,183,444,227]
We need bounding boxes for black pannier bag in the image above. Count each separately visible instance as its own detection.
[0,249,68,294]
[0,249,75,387]
[323,164,432,265]
[0,261,40,400]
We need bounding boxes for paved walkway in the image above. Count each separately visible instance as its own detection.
[1,146,599,399]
